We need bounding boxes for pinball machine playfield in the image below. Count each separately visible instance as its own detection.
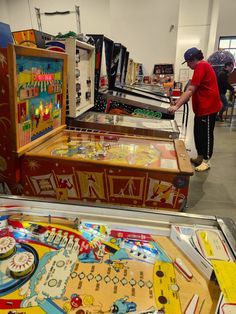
[0,196,235,314]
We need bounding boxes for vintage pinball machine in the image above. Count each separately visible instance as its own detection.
[45,38,95,118]
[85,34,114,113]
[106,43,174,120]
[129,64,174,96]
[152,64,174,87]
[0,195,235,314]
[75,36,173,120]
[21,131,193,211]
[66,34,114,129]
[115,44,127,85]
[0,44,67,194]
[122,50,130,87]
[12,29,52,49]
[0,44,193,211]
[67,112,180,139]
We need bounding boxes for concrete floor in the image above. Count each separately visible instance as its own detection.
[176,109,236,223]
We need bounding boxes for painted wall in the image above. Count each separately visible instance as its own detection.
[206,0,219,58]
[174,0,213,84]
[2,0,179,75]
[1,0,236,79]
[216,0,236,49]
[6,0,110,36]
[175,0,236,83]
[109,0,180,74]
[0,0,10,24]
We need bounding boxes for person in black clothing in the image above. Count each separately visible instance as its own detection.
[217,62,235,121]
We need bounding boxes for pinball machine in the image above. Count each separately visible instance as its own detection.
[0,44,191,211]
[45,38,95,118]
[85,34,114,113]
[21,130,192,211]
[0,44,67,195]
[106,42,173,119]
[76,36,173,119]
[67,112,180,139]
[67,36,174,135]
[0,195,235,314]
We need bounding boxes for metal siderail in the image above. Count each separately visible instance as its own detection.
[0,195,236,259]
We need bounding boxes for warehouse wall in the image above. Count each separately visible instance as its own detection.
[174,0,214,83]
[0,0,10,24]
[216,0,236,46]
[109,0,180,75]
[175,0,236,83]
[1,0,180,74]
[6,0,110,35]
[1,0,236,78]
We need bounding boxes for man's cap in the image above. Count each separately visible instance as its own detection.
[182,47,201,64]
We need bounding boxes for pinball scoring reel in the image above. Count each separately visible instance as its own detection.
[8,251,35,278]
[0,236,16,260]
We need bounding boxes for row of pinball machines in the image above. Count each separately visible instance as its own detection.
[0,43,193,212]
[38,33,173,137]
[1,29,235,314]
[9,29,178,121]
[0,195,235,314]
[10,29,179,126]
[66,34,173,119]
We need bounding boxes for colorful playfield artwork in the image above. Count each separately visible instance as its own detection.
[0,214,183,314]
[0,209,223,314]
[47,133,178,170]
[16,55,64,147]
[50,138,159,167]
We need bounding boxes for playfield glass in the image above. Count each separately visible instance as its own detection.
[82,112,176,131]
[30,131,178,170]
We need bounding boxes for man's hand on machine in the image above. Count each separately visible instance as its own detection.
[167,99,178,114]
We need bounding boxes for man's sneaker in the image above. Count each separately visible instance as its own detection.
[219,114,224,122]
[190,155,203,166]
[195,160,211,172]
[216,115,224,122]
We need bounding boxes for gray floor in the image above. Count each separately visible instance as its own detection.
[176,109,236,223]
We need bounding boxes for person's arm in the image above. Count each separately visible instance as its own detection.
[228,82,234,92]
[225,77,234,92]
[168,85,197,113]
[220,72,234,92]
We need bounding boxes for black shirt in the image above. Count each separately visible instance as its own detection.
[217,69,234,94]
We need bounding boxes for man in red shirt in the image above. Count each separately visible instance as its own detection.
[168,47,222,172]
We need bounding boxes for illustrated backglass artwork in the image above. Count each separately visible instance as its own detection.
[153,64,174,75]
[16,55,64,147]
